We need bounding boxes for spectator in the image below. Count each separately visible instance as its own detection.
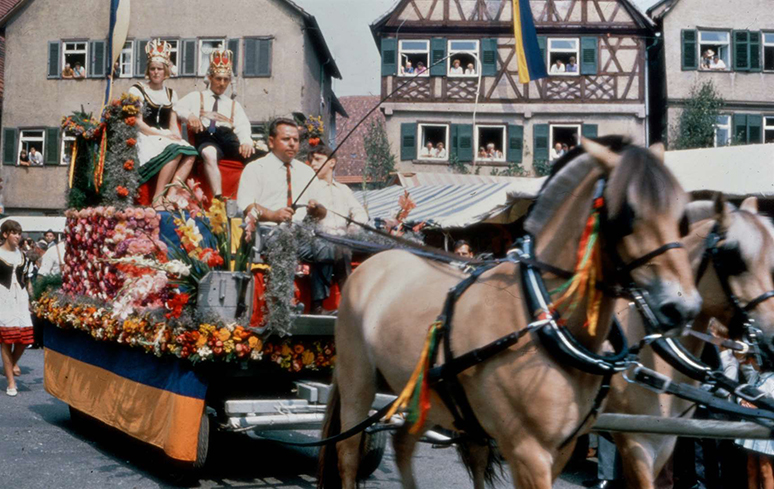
[486,143,502,160]
[73,61,86,78]
[401,60,415,75]
[28,147,43,166]
[465,62,476,75]
[736,358,774,489]
[109,60,121,79]
[38,240,65,278]
[43,230,56,249]
[550,59,565,74]
[478,146,488,159]
[550,142,564,162]
[420,142,436,159]
[454,239,473,258]
[701,49,714,70]
[18,149,29,167]
[562,143,569,154]
[61,63,74,79]
[416,61,427,74]
[566,56,578,73]
[710,55,727,70]
[450,59,464,75]
[436,142,447,159]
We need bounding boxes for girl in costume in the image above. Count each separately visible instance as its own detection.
[129,39,198,208]
[0,220,34,396]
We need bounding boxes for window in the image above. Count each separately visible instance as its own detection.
[715,115,731,147]
[62,41,88,78]
[398,40,429,77]
[764,33,774,71]
[698,31,730,70]
[164,39,179,77]
[118,41,133,78]
[765,117,774,144]
[474,125,506,162]
[418,124,449,161]
[60,132,76,166]
[448,40,478,77]
[549,125,581,160]
[198,38,225,76]
[547,38,580,76]
[19,130,45,166]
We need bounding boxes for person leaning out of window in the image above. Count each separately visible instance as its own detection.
[61,63,74,79]
[17,149,29,167]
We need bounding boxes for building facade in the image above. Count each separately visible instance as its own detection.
[0,0,344,214]
[649,0,774,148]
[372,0,653,175]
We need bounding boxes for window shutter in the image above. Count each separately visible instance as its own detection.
[256,39,272,77]
[400,123,417,161]
[733,114,748,143]
[381,38,397,76]
[580,37,598,75]
[582,124,598,140]
[45,128,60,165]
[533,124,549,163]
[2,128,18,166]
[228,38,240,75]
[456,124,474,162]
[243,38,257,77]
[449,124,459,160]
[747,114,763,143]
[430,37,446,76]
[749,31,762,72]
[481,38,498,76]
[134,39,149,77]
[734,30,750,71]
[47,41,61,79]
[180,39,197,76]
[506,125,524,164]
[538,36,547,69]
[681,30,698,71]
[89,40,107,78]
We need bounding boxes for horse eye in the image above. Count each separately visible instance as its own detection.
[679,214,690,238]
[717,244,747,276]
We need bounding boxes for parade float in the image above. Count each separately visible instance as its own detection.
[33,95,383,472]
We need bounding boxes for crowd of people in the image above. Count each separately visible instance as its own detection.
[477,143,503,160]
[420,141,447,159]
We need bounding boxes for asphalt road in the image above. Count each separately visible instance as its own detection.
[0,349,592,488]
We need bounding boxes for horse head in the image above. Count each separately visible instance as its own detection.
[583,138,702,330]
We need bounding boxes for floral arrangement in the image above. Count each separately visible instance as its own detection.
[61,112,102,141]
[304,115,325,147]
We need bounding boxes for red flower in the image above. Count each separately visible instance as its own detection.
[165,292,190,319]
[116,186,129,197]
[309,137,320,147]
[125,116,137,127]
[126,138,137,147]
[123,159,135,171]
[198,248,224,268]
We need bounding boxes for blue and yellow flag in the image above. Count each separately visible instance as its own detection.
[512,0,547,83]
[104,0,131,104]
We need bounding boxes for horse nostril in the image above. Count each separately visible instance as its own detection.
[659,302,684,326]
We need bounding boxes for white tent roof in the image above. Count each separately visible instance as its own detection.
[0,216,66,234]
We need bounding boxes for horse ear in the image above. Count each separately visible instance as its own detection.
[714,193,730,229]
[582,137,620,172]
[649,142,666,161]
[740,196,759,214]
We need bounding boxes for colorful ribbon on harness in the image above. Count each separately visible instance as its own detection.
[94,129,108,192]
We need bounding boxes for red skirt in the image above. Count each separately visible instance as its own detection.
[0,326,34,345]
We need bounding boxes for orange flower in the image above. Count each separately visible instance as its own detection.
[293,344,305,354]
[248,336,262,351]
[125,116,137,126]
[217,328,231,342]
[126,138,137,147]
[123,159,135,171]
[116,186,129,197]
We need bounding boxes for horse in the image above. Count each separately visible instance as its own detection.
[606,195,774,489]
[319,137,702,489]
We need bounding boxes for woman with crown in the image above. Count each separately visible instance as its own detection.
[128,39,199,208]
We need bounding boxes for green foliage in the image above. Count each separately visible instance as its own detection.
[490,161,526,177]
[63,110,101,209]
[670,81,725,150]
[448,154,469,174]
[363,119,396,189]
[533,159,552,177]
[32,274,62,301]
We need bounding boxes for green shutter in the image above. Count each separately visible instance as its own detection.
[582,124,598,140]
[89,40,107,78]
[2,128,18,166]
[381,38,397,76]
[256,39,272,77]
[47,41,61,79]
[747,114,763,143]
[734,30,750,71]
[180,39,197,76]
[456,124,474,162]
[481,38,498,76]
[538,36,547,69]
[228,38,240,75]
[507,124,524,163]
[430,38,447,76]
[243,39,257,76]
[733,114,748,143]
[400,123,417,161]
[681,30,698,71]
[750,31,762,72]
[449,124,459,160]
[533,124,549,163]
[134,39,149,77]
[580,37,598,75]
[45,128,60,165]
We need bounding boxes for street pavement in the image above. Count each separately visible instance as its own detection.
[0,349,593,488]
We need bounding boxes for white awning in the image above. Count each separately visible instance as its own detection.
[0,216,66,234]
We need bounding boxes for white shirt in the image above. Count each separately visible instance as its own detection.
[420,147,436,158]
[175,89,252,145]
[29,151,43,166]
[314,179,369,235]
[38,242,66,277]
[464,68,475,75]
[550,64,565,74]
[436,148,447,158]
[236,152,324,223]
[450,66,463,74]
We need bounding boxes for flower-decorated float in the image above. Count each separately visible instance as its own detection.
[36,97,346,468]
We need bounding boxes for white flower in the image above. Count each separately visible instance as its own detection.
[163,260,191,277]
[250,349,263,361]
[198,346,213,359]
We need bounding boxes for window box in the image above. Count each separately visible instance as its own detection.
[447,40,479,77]
[19,130,45,166]
[62,41,88,78]
[418,124,449,161]
[398,40,430,77]
[475,125,506,162]
[547,38,580,76]
[549,124,581,161]
[698,31,730,71]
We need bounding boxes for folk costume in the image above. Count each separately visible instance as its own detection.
[175,48,254,164]
[0,247,33,345]
[129,39,198,185]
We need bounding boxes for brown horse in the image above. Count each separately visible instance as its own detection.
[607,195,774,489]
[319,138,702,489]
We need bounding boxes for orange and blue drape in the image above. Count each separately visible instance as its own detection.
[512,0,547,83]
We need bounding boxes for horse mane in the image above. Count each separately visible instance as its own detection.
[685,200,736,224]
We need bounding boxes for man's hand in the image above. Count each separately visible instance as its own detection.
[270,207,294,223]
[187,115,204,133]
[239,143,256,159]
[307,200,327,220]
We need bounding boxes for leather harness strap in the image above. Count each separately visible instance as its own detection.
[199,91,235,124]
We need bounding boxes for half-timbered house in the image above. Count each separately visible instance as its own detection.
[371,0,654,174]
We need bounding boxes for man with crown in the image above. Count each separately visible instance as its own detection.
[128,39,199,207]
[175,46,255,198]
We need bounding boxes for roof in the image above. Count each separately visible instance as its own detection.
[0,0,26,27]
[331,92,348,118]
[334,95,384,177]
[646,0,680,20]
[398,172,528,187]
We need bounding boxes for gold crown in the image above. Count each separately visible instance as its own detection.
[209,47,233,76]
[145,39,172,66]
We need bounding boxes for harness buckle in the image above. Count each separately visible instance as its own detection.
[735,383,766,402]
[630,365,672,394]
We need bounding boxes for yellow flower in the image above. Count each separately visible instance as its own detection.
[206,198,228,235]
[302,350,315,366]
[281,344,292,356]
[223,339,235,353]
[200,323,216,335]
[196,335,208,348]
